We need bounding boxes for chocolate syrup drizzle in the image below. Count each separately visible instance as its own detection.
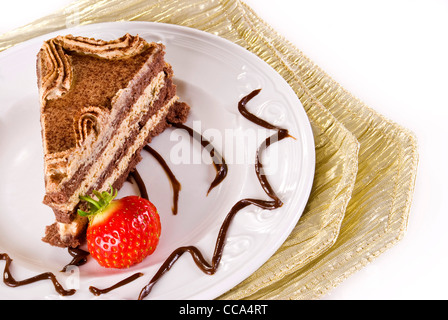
[143,145,181,215]
[169,122,228,195]
[138,89,292,300]
[61,247,90,272]
[0,253,76,296]
[87,128,231,296]
[89,272,144,296]
[129,169,149,201]
[84,125,231,296]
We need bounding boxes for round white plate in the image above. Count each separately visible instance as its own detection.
[0,21,314,300]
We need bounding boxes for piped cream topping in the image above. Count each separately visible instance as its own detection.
[37,33,154,103]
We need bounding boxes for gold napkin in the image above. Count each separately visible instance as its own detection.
[0,0,418,300]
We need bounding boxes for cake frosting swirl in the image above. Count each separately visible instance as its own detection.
[37,34,150,102]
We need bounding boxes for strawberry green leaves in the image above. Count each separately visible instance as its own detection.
[77,186,118,219]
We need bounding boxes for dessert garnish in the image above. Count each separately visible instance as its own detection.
[77,186,161,269]
[137,89,293,300]
[84,124,229,295]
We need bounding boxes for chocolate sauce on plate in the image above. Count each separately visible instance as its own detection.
[143,145,181,215]
[61,247,90,272]
[0,253,76,296]
[89,272,144,296]
[169,122,228,195]
[138,89,292,300]
[129,169,149,201]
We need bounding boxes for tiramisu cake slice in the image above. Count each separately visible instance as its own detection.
[37,34,189,248]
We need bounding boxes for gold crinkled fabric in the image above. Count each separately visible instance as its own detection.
[0,0,418,300]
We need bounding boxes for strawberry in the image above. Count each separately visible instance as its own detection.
[78,187,161,269]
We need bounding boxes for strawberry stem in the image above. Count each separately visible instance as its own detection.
[77,185,117,218]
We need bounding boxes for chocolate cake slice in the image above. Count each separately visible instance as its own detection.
[37,34,189,248]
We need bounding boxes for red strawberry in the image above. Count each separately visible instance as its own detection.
[78,187,161,269]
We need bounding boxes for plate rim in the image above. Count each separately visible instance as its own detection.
[0,21,315,300]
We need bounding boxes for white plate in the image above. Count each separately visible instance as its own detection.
[0,22,314,300]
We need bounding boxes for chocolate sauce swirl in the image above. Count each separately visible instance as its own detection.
[81,126,231,296]
[129,169,149,201]
[169,122,228,195]
[61,247,89,272]
[138,89,292,300]
[1,253,76,296]
[238,89,281,131]
[143,145,181,215]
[89,272,144,296]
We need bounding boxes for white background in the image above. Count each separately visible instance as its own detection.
[1,0,447,300]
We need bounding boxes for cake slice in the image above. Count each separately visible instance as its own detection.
[37,34,189,248]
